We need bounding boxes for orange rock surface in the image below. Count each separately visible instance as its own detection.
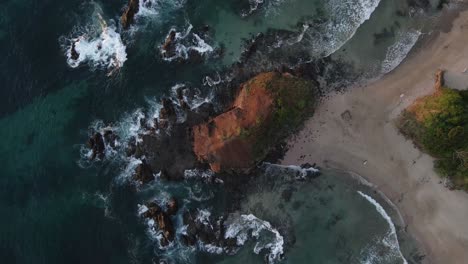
[192,72,316,172]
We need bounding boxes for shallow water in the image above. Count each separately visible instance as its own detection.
[0,0,444,263]
[200,166,416,264]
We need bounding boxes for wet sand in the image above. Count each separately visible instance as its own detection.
[282,7,468,264]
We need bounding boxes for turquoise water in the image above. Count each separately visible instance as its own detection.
[0,0,444,263]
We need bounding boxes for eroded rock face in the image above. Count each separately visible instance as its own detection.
[121,0,139,30]
[192,72,317,172]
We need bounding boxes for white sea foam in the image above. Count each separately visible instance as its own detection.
[294,0,381,58]
[136,0,186,18]
[160,24,214,62]
[137,204,149,215]
[118,156,143,183]
[65,14,127,74]
[358,191,408,264]
[199,242,224,254]
[196,209,212,226]
[242,0,285,17]
[184,169,215,180]
[202,72,222,87]
[381,29,421,74]
[263,162,320,180]
[224,214,284,263]
[243,0,264,17]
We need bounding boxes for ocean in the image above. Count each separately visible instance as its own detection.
[0,0,445,263]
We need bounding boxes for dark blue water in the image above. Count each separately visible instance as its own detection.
[0,0,443,263]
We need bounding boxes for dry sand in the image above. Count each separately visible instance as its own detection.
[282,7,468,264]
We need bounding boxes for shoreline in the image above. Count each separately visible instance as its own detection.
[282,6,468,264]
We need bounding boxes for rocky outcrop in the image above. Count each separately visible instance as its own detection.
[141,200,179,247]
[87,132,105,160]
[435,69,444,90]
[161,30,177,59]
[181,210,237,249]
[87,130,119,160]
[192,72,317,172]
[121,0,139,30]
[70,42,79,60]
[133,159,154,184]
[166,197,178,216]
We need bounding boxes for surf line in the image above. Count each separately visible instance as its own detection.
[358,191,408,264]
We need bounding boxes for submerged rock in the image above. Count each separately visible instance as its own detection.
[88,132,105,160]
[103,129,118,148]
[159,98,176,121]
[70,41,79,60]
[121,0,139,30]
[161,30,177,59]
[133,159,155,184]
[192,72,318,172]
[141,201,176,247]
[166,197,178,216]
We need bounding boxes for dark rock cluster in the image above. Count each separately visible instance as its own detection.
[141,198,179,246]
[87,130,118,160]
[180,210,237,251]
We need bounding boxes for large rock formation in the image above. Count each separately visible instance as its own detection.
[141,200,177,247]
[121,0,139,30]
[192,72,317,172]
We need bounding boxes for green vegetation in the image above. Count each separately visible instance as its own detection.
[253,74,317,159]
[398,87,468,189]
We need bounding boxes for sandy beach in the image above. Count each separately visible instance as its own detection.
[282,6,468,264]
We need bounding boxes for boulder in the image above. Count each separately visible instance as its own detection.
[133,160,155,184]
[161,30,177,58]
[103,130,118,148]
[121,0,139,30]
[156,212,175,246]
[88,132,105,160]
[166,197,178,216]
[159,98,176,121]
[142,202,162,219]
[141,201,176,247]
[70,42,79,60]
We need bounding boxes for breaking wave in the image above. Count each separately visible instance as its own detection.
[280,0,381,58]
[321,0,381,56]
[63,13,127,74]
[358,191,408,264]
[135,0,186,18]
[381,29,421,74]
[159,24,214,62]
[263,162,320,180]
[241,0,285,17]
[224,213,284,263]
